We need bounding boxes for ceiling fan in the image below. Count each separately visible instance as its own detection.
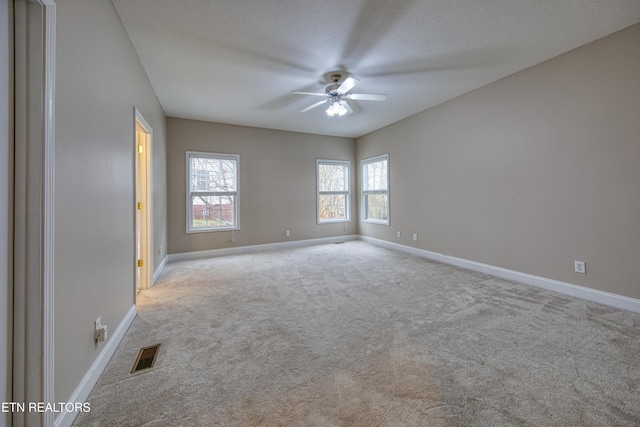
[292,73,387,117]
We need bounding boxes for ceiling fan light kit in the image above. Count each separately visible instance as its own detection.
[292,72,387,117]
[326,101,348,117]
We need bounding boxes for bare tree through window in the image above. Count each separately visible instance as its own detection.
[317,160,350,222]
[187,152,239,231]
[362,154,389,223]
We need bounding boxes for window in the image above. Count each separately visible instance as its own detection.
[186,151,239,232]
[362,154,389,224]
[317,159,350,223]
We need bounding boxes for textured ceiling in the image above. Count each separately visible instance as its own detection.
[112,0,640,138]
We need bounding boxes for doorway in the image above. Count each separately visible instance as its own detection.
[135,108,152,292]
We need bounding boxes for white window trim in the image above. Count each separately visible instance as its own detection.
[361,153,390,225]
[186,151,240,233]
[317,159,351,224]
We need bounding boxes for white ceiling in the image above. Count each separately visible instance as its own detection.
[112,1,640,138]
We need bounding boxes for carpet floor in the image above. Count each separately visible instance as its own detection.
[73,241,640,426]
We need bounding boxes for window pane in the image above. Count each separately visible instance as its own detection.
[317,160,350,224]
[190,195,236,228]
[364,159,388,191]
[190,157,236,192]
[365,193,388,221]
[362,155,389,224]
[318,164,347,191]
[319,194,346,220]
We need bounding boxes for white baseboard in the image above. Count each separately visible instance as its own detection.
[54,304,137,427]
[360,236,640,314]
[153,255,168,285]
[46,236,639,427]
[165,234,640,314]
[168,235,358,262]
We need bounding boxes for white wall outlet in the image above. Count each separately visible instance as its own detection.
[396,231,401,238]
[412,233,418,241]
[285,229,290,237]
[94,317,108,343]
[574,261,586,274]
[157,245,163,256]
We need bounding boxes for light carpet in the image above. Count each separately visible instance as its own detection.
[73,241,640,426]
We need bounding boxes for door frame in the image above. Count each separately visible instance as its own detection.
[13,0,56,426]
[134,108,152,292]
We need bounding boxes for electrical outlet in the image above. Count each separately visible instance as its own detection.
[157,246,163,256]
[396,231,401,238]
[574,261,586,274]
[285,229,290,237]
[95,326,107,343]
[412,233,418,241]
[94,317,108,343]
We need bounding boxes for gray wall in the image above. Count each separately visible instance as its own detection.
[1,1,11,426]
[54,0,167,403]
[167,118,356,254]
[357,23,640,300]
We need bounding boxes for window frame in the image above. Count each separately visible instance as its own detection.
[361,153,390,225]
[316,159,351,224]
[186,151,240,233]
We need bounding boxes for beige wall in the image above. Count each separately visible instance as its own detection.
[54,0,167,403]
[167,118,356,254]
[357,23,640,300]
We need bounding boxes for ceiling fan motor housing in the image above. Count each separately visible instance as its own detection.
[325,84,341,95]
[293,72,386,115]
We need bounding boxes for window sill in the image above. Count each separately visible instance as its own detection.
[361,219,389,226]
[186,227,239,234]
[318,219,351,224]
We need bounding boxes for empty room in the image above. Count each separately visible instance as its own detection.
[3,1,640,426]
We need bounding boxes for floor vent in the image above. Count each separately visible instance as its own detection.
[131,344,161,373]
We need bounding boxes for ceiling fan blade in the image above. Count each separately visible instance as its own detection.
[342,101,354,115]
[337,77,360,94]
[291,91,326,97]
[300,99,328,112]
[349,93,387,101]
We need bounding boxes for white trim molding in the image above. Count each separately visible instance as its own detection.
[43,3,57,425]
[360,236,640,314]
[53,305,137,427]
[361,153,390,225]
[316,159,351,224]
[153,255,168,285]
[185,151,240,234]
[13,1,56,426]
[168,235,358,262]
[163,235,640,314]
[134,107,153,290]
